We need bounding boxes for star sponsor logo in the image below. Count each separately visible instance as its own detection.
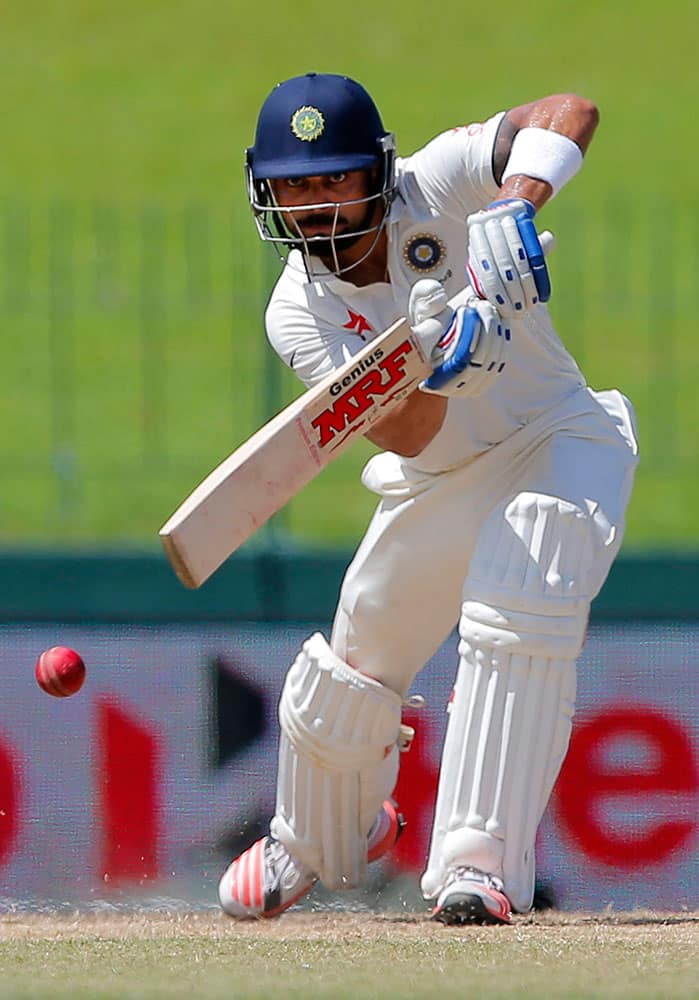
[343,309,373,340]
[290,106,325,142]
[402,233,446,272]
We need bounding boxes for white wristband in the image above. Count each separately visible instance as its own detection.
[501,127,583,197]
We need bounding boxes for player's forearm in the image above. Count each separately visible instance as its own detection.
[365,388,448,456]
[497,176,553,211]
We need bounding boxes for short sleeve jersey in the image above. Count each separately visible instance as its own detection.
[265,112,586,473]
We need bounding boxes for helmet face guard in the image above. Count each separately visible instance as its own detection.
[246,73,396,275]
[245,134,396,275]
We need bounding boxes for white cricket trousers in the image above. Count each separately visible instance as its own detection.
[331,386,639,696]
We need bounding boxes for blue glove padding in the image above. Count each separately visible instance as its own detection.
[499,199,551,304]
[422,308,481,392]
[419,297,509,399]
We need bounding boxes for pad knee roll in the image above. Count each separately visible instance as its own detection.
[461,491,615,659]
[271,633,403,890]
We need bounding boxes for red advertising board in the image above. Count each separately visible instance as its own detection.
[1,623,696,911]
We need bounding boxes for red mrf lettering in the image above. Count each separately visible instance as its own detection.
[554,705,698,868]
[311,340,414,447]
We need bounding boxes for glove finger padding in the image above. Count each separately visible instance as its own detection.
[407,278,452,357]
[420,298,509,399]
[467,199,550,318]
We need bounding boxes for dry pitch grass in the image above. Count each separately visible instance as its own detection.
[0,910,697,999]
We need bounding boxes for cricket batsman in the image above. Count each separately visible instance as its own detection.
[217,73,639,924]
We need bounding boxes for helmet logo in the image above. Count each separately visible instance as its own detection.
[290,106,325,142]
[403,233,446,272]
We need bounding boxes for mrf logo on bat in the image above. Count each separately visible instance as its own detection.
[310,339,416,450]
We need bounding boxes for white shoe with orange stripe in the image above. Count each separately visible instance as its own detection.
[431,868,512,925]
[218,799,405,919]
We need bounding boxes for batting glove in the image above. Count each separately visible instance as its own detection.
[408,278,509,399]
[466,198,551,318]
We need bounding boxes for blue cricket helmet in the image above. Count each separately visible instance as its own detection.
[248,72,390,179]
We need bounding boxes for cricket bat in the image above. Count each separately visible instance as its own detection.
[159,234,553,589]
[159,298,451,588]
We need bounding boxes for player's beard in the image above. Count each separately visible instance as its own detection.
[308,229,363,258]
[293,200,378,262]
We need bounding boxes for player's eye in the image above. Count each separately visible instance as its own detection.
[328,173,348,184]
[285,177,305,187]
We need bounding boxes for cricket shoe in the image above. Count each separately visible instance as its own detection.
[431,868,512,926]
[218,799,405,919]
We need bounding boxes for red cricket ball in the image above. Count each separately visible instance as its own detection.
[35,646,86,698]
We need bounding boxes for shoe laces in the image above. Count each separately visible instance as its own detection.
[265,838,315,893]
[446,866,506,894]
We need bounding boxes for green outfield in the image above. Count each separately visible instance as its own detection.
[1,912,697,1000]
[2,2,698,547]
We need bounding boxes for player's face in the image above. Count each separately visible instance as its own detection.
[271,170,374,240]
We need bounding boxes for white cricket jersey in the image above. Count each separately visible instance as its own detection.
[265,112,586,473]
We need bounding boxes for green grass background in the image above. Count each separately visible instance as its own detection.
[2,0,698,548]
[1,914,697,1000]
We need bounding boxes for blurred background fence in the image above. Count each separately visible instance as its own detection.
[1,192,696,549]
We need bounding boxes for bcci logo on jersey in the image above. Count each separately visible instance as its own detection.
[403,233,446,272]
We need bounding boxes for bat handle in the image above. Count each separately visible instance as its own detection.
[539,229,556,256]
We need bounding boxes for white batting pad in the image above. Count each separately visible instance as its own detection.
[422,492,611,912]
[271,633,402,890]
